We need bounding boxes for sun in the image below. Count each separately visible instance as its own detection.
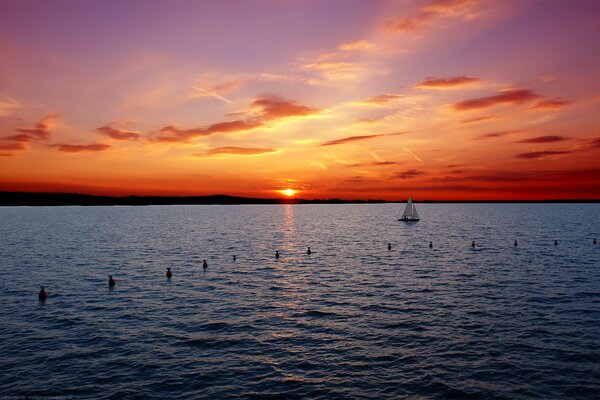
[279,188,298,197]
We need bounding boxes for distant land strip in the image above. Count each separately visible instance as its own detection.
[0,192,598,206]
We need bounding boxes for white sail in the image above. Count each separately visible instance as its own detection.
[412,204,419,220]
[400,194,419,220]
[402,195,413,218]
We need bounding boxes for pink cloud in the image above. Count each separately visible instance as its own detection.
[454,89,541,111]
[516,136,570,144]
[53,143,112,153]
[528,98,572,111]
[97,124,141,140]
[516,150,571,159]
[194,146,276,157]
[416,76,480,89]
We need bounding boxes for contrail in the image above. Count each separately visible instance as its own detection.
[401,145,423,162]
[193,87,233,104]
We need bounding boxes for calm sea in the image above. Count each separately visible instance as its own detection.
[0,204,598,399]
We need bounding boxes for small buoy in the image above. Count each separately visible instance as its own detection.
[594,238,597,245]
[203,260,208,269]
[108,275,116,288]
[275,250,280,259]
[471,241,476,248]
[388,243,392,251]
[166,267,172,278]
[554,240,558,246]
[233,255,237,261]
[38,286,47,302]
[307,247,312,255]
[429,241,433,248]
[514,240,518,247]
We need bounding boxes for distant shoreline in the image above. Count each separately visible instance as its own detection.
[0,192,598,206]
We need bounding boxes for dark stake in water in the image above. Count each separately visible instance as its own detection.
[0,204,598,399]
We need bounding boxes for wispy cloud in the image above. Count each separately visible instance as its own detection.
[475,130,521,140]
[528,98,572,111]
[320,131,409,146]
[339,40,373,51]
[516,135,570,144]
[53,143,112,153]
[0,113,58,156]
[156,120,263,142]
[193,146,276,157]
[155,95,320,142]
[460,115,499,124]
[0,93,22,117]
[387,0,481,33]
[97,124,141,140]
[363,94,401,105]
[251,95,320,120]
[14,113,59,141]
[348,161,398,167]
[416,76,481,89]
[0,142,27,151]
[392,169,425,179]
[453,89,540,111]
[302,61,364,81]
[515,150,571,159]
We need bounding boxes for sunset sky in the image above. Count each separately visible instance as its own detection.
[1,0,599,200]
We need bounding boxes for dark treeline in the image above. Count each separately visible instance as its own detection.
[0,192,386,206]
[0,192,597,206]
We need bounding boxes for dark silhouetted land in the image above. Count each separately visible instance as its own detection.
[0,192,597,206]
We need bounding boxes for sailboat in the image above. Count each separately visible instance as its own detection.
[398,195,420,221]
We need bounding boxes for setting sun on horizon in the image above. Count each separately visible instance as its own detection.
[279,188,299,197]
[1,1,599,200]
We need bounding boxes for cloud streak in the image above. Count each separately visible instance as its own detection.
[392,169,425,179]
[53,143,111,153]
[320,131,409,146]
[529,98,572,111]
[193,146,276,157]
[453,89,541,111]
[388,0,480,33]
[416,76,480,89]
[155,96,320,143]
[515,150,571,159]
[516,136,570,144]
[97,124,141,140]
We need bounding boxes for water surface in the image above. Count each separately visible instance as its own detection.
[0,204,598,399]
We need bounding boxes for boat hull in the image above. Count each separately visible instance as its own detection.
[398,217,420,222]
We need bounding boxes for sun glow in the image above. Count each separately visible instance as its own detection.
[279,188,298,197]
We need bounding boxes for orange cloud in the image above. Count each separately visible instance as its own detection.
[155,96,319,143]
[251,96,320,120]
[339,40,373,51]
[97,124,141,140]
[454,89,541,111]
[475,130,521,139]
[348,161,398,167]
[528,98,572,110]
[53,143,111,153]
[155,120,263,142]
[320,131,409,146]
[364,94,401,104]
[515,150,571,159]
[194,146,276,157]
[517,136,570,143]
[0,142,26,151]
[392,169,425,179]
[416,76,480,89]
[14,113,59,141]
[0,113,59,155]
[460,115,498,124]
[388,0,480,33]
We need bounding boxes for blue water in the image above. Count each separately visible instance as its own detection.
[0,204,598,399]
